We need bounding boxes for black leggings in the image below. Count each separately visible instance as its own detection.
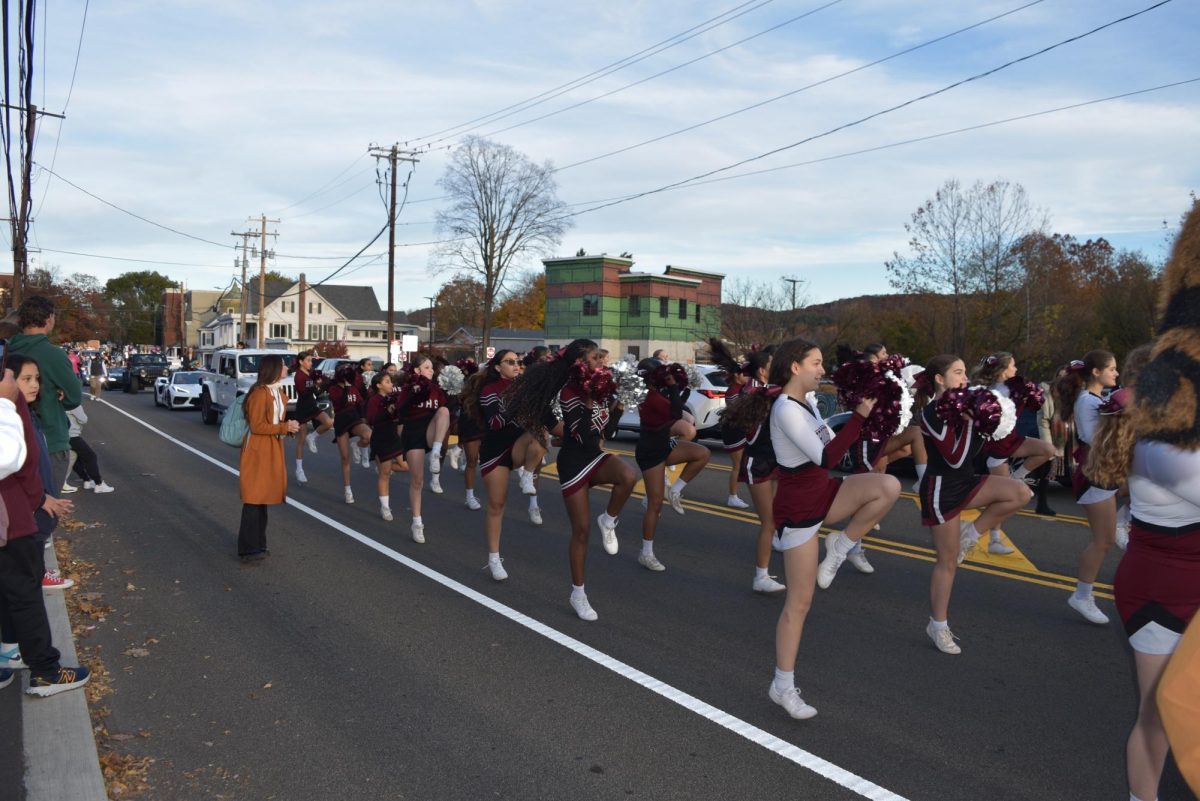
[69,436,102,483]
[238,504,269,556]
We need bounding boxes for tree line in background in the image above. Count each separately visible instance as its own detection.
[22,266,180,345]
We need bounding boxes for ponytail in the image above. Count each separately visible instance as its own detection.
[1053,349,1114,423]
[912,354,960,412]
[970,351,1013,387]
[1084,388,1135,488]
[504,339,598,437]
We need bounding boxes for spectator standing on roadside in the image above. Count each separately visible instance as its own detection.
[65,405,114,494]
[66,349,81,380]
[237,354,299,561]
[87,352,107,401]
[6,297,82,491]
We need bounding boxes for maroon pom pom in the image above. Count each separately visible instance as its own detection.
[966,388,1002,438]
[1004,376,1044,413]
[456,357,479,376]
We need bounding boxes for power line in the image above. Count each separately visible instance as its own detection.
[32,0,87,219]
[266,151,370,215]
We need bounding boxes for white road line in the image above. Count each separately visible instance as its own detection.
[98,397,910,801]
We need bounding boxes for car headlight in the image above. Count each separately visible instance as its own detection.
[139,369,146,376]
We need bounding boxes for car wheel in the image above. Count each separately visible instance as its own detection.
[201,392,218,425]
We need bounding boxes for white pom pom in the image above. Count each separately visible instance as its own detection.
[437,365,465,396]
[900,364,924,388]
[992,391,1017,440]
[685,364,704,389]
[886,369,914,437]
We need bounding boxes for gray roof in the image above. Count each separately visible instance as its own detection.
[246,280,384,321]
[459,326,545,340]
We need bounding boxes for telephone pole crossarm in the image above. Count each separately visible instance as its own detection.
[368,144,420,345]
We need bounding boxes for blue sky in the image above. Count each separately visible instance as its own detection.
[16,0,1199,310]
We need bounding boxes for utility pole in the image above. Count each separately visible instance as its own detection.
[230,230,256,343]
[424,295,436,349]
[368,144,419,345]
[782,276,803,335]
[6,103,65,308]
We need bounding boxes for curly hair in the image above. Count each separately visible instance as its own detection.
[1084,401,1136,489]
[461,349,515,427]
[504,338,597,437]
[1053,349,1114,423]
[721,387,772,433]
[17,296,54,330]
[971,352,1014,387]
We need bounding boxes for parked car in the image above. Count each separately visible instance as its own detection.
[105,366,127,390]
[154,370,204,410]
[199,349,298,425]
[123,353,170,392]
[617,364,729,437]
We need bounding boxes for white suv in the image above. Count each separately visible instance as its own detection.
[199,349,298,425]
[617,364,729,437]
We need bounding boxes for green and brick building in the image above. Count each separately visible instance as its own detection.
[543,255,723,363]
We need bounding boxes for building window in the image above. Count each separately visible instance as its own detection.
[695,303,701,323]
[308,302,323,315]
[583,294,599,316]
[269,323,291,339]
[659,297,669,318]
[627,345,640,360]
[323,324,337,340]
[678,299,687,320]
[629,296,641,317]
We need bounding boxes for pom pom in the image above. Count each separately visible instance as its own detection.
[1004,375,1045,413]
[617,369,648,409]
[437,364,465,396]
[569,362,617,403]
[551,393,563,421]
[934,387,971,428]
[939,386,1015,439]
[833,358,913,441]
[405,372,432,398]
[455,357,479,376]
[684,364,704,389]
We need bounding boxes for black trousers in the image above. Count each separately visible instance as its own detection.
[0,535,61,673]
[70,436,103,483]
[238,504,269,556]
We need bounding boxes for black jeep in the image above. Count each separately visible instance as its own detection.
[124,353,170,392]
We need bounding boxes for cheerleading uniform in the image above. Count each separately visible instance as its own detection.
[479,378,522,476]
[456,401,484,444]
[1071,392,1118,505]
[366,392,403,462]
[635,385,683,470]
[918,403,988,526]
[396,382,447,453]
[770,393,864,549]
[292,368,322,424]
[739,386,781,485]
[847,436,887,474]
[720,381,748,453]
[329,383,365,438]
[557,381,612,497]
[1115,441,1200,654]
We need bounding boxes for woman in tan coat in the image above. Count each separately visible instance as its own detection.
[238,355,299,560]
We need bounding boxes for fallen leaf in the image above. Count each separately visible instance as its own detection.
[262,682,272,689]
[124,648,150,658]
[125,583,136,592]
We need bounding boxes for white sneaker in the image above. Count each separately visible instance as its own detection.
[570,592,598,621]
[381,506,393,522]
[638,552,666,572]
[1116,505,1132,551]
[350,442,361,465]
[528,507,543,526]
[518,467,537,495]
[727,495,750,509]
[926,621,962,655]
[1068,594,1110,625]
[768,684,817,720]
[847,546,874,574]
[430,474,443,494]
[957,520,980,565]
[816,532,849,589]
[597,514,618,555]
[361,449,371,469]
[295,466,308,484]
[752,574,786,594]
[344,487,354,504]
[667,489,685,515]
[60,483,78,494]
[465,495,482,511]
[487,559,508,582]
[305,431,319,454]
[447,446,463,471]
[411,522,425,544]
[988,538,1014,555]
[83,480,95,490]
[93,482,115,494]
[429,451,442,475]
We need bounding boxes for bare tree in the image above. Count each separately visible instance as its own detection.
[721,277,800,350]
[432,136,572,348]
[967,179,1046,345]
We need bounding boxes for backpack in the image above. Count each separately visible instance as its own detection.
[219,394,249,447]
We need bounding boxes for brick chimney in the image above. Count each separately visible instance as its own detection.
[298,273,307,341]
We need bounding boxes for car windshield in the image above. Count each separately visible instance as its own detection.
[132,355,167,366]
[239,353,298,374]
[173,373,203,385]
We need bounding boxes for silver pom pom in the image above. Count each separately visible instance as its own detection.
[551,393,563,422]
[437,365,465,396]
[617,370,648,410]
[685,364,704,389]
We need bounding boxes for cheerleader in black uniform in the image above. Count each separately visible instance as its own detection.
[506,339,637,620]
[972,352,1056,555]
[290,350,333,485]
[522,347,555,525]
[454,359,484,511]
[708,339,771,509]
[328,365,371,504]
[634,363,710,572]
[915,355,1031,654]
[767,338,899,719]
[366,371,405,521]
[463,350,547,580]
[394,356,450,544]
[1053,349,1120,625]
[847,344,929,489]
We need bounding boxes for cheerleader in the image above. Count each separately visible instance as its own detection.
[522,347,555,525]
[915,356,1032,654]
[1052,350,1120,625]
[708,338,770,509]
[634,363,710,571]
[290,351,333,484]
[394,356,451,544]
[463,350,547,580]
[972,352,1056,554]
[328,366,371,504]
[851,347,929,489]
[366,372,405,521]
[505,339,637,620]
[453,359,484,511]
[767,338,900,719]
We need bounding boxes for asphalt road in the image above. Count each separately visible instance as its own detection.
[50,388,1197,801]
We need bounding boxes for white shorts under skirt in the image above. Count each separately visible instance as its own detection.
[1128,621,1181,655]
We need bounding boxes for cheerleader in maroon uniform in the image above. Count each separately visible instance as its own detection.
[708,339,771,509]
[846,344,929,487]
[462,350,547,580]
[972,352,1056,554]
[290,351,333,484]
[634,363,710,572]
[766,338,900,719]
[454,358,484,511]
[366,371,405,521]
[915,355,1031,654]
[506,339,637,620]
[393,356,450,544]
[1052,349,1121,625]
[521,346,555,525]
[328,365,371,504]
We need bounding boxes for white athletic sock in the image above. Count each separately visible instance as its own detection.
[431,442,443,456]
[379,495,389,509]
[571,583,586,599]
[1011,464,1030,481]
[670,478,687,495]
[928,618,949,631]
[915,463,927,483]
[990,529,1003,543]
[529,496,539,510]
[295,459,304,469]
[833,533,855,556]
[848,540,863,554]
[1075,581,1093,599]
[755,566,769,580]
[465,489,476,501]
[599,512,617,528]
[772,668,794,695]
[641,539,654,557]
[413,515,422,526]
[488,552,501,565]
[961,521,980,541]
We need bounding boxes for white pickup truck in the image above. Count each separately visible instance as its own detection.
[199,348,298,425]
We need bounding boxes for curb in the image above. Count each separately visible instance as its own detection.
[20,540,108,801]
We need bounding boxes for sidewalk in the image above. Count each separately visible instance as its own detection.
[1,540,107,801]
